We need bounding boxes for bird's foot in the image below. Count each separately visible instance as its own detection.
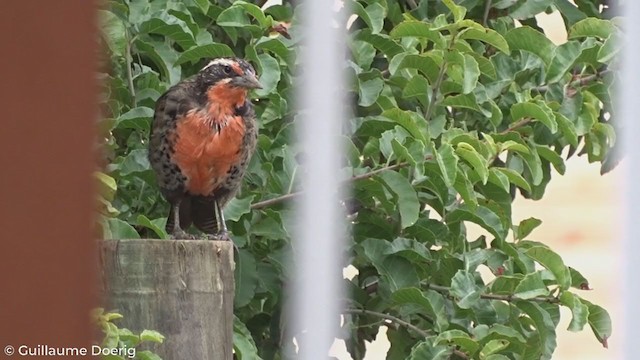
[170,229,198,240]
[203,231,230,241]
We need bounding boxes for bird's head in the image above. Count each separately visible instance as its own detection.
[196,57,262,91]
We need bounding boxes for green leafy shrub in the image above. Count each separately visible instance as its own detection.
[98,0,619,359]
[93,308,165,360]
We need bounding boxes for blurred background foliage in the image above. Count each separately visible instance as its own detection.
[97,0,620,358]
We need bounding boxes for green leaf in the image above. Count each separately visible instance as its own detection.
[95,172,117,202]
[403,75,431,102]
[546,40,583,83]
[559,291,589,332]
[136,214,168,239]
[378,255,421,292]
[254,53,281,97]
[99,10,127,57]
[134,39,181,85]
[569,267,591,290]
[351,1,386,34]
[231,1,269,28]
[479,339,510,358]
[597,34,620,64]
[458,27,510,54]
[225,196,254,222]
[392,287,448,331]
[516,217,542,240]
[495,168,532,193]
[520,142,544,186]
[536,146,566,174]
[462,54,480,94]
[391,139,416,166]
[454,168,478,209]
[379,171,420,228]
[435,330,480,354]
[488,168,510,193]
[442,93,484,113]
[446,205,506,240]
[217,2,268,32]
[175,44,235,65]
[381,108,427,144]
[554,0,587,26]
[116,107,154,131]
[119,149,151,176]
[359,78,385,106]
[442,0,467,22]
[233,316,264,360]
[356,30,404,58]
[509,0,552,19]
[505,27,556,65]
[569,18,616,40]
[104,218,140,239]
[192,0,210,14]
[514,271,549,299]
[555,112,579,147]
[390,21,444,47]
[434,143,458,188]
[396,54,441,83]
[255,38,293,66]
[484,355,511,360]
[139,12,196,49]
[516,302,557,359]
[524,246,571,290]
[455,142,489,184]
[500,140,530,155]
[450,270,482,309]
[408,342,452,360]
[140,330,165,343]
[235,249,258,307]
[582,300,612,348]
[510,102,558,133]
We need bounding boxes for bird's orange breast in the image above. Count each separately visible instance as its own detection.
[171,109,246,196]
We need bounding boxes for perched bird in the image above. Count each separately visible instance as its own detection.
[148,57,261,239]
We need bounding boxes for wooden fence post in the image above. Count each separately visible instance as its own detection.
[100,239,234,359]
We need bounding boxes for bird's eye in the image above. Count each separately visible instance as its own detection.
[222,65,232,75]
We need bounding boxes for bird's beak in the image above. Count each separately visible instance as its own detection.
[232,73,263,89]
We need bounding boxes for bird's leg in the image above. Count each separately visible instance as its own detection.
[169,201,192,239]
[206,200,229,241]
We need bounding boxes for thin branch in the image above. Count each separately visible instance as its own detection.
[427,284,561,304]
[424,62,448,122]
[250,161,416,210]
[534,69,611,93]
[346,308,469,359]
[344,308,431,338]
[125,34,138,103]
[250,192,301,210]
[406,0,419,10]
[500,117,532,134]
[482,0,493,26]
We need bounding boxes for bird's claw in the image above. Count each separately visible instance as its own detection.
[170,230,198,240]
[203,231,230,241]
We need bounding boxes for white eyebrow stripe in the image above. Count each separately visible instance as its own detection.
[202,58,236,70]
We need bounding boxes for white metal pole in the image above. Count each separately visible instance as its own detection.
[291,1,347,359]
[621,1,640,359]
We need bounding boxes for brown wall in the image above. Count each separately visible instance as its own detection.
[0,2,97,356]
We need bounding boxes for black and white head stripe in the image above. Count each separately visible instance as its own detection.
[202,58,238,71]
[201,58,257,77]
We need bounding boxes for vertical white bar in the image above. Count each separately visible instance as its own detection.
[621,2,640,359]
[291,1,346,360]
